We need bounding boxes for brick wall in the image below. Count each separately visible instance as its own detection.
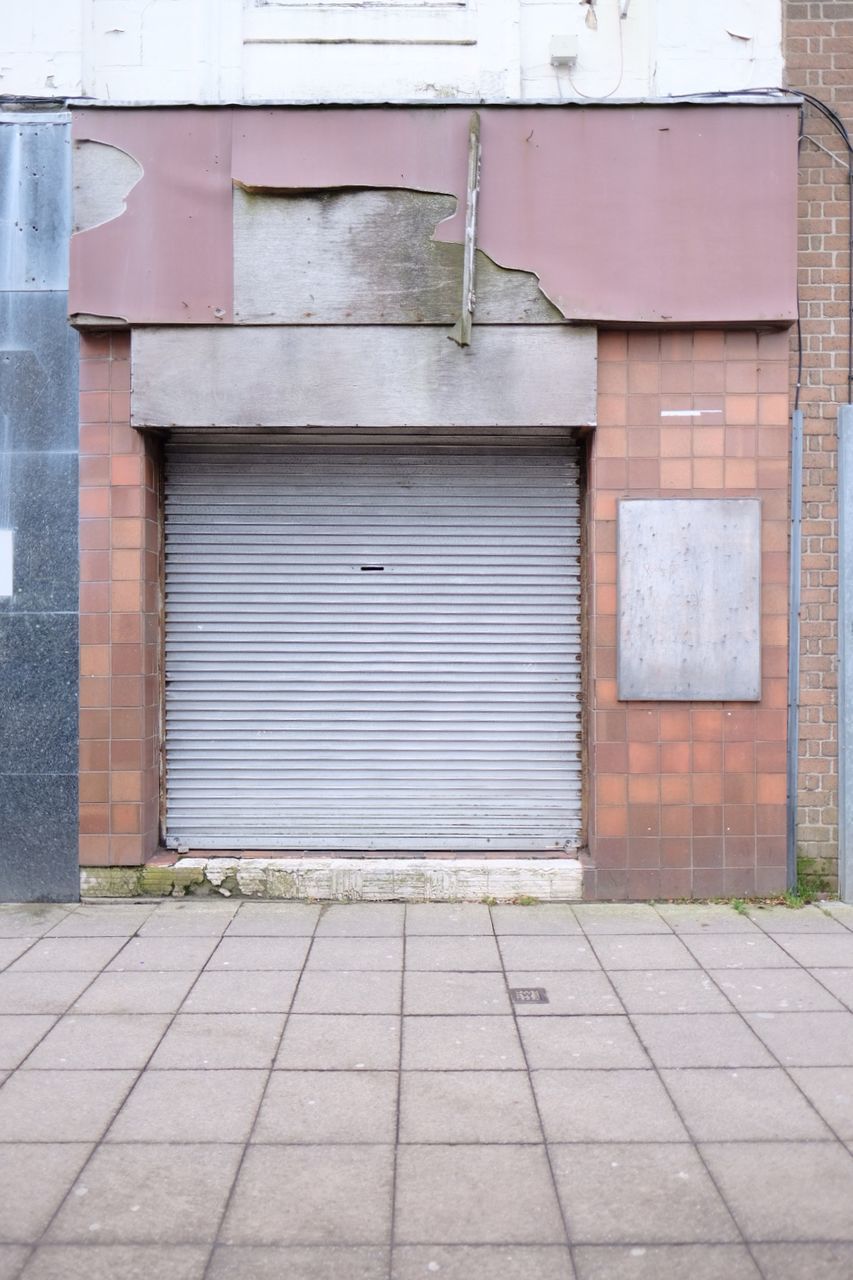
[79,332,162,866]
[784,2,851,889]
[587,330,791,900]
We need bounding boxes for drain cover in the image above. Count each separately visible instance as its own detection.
[509,987,549,1005]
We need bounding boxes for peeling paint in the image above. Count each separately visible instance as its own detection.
[80,857,585,902]
[70,104,798,327]
[72,140,142,233]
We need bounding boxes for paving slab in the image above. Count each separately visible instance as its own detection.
[149,1012,285,1069]
[395,1145,565,1244]
[608,969,731,1014]
[820,903,853,932]
[788,1067,853,1139]
[744,1010,853,1066]
[223,904,321,937]
[45,907,156,938]
[0,1014,56,1068]
[47,1143,242,1244]
[631,1014,774,1068]
[573,1244,760,1279]
[660,1067,832,1140]
[403,971,511,1015]
[392,1245,575,1279]
[106,1068,267,1143]
[405,935,501,971]
[221,1145,394,1245]
[307,937,403,971]
[701,1140,853,1241]
[0,1069,137,1140]
[550,1142,739,1244]
[498,937,602,971]
[208,1246,389,1280]
[680,934,796,970]
[574,905,673,935]
[206,936,311,971]
[709,967,843,1012]
[20,1245,208,1279]
[0,1246,29,1278]
[519,1016,651,1070]
[253,1070,398,1143]
[590,935,698,971]
[401,1015,525,1070]
[316,904,404,937]
[137,906,238,937]
[0,1144,92,1242]
[647,905,761,934]
[9,938,126,972]
[751,1243,853,1279]
[181,969,298,1013]
[767,934,853,967]
[24,1013,170,1070]
[0,971,98,1016]
[70,970,197,1015]
[405,905,493,936]
[275,1014,400,1070]
[399,1070,541,1143]
[291,969,402,1015]
[747,905,847,934]
[106,937,218,972]
[491,905,582,936]
[505,970,621,1016]
[0,906,74,939]
[0,940,43,969]
[533,1069,687,1142]
[812,968,853,1009]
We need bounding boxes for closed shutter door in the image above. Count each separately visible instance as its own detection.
[164,438,583,851]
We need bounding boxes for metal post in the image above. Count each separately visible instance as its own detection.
[838,404,853,901]
[787,410,804,892]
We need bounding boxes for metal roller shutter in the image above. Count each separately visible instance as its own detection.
[164,437,583,851]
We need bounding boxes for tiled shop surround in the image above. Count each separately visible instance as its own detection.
[79,332,161,866]
[1,901,853,1278]
[589,330,791,901]
[79,328,791,894]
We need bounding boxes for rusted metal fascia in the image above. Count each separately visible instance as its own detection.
[449,111,480,348]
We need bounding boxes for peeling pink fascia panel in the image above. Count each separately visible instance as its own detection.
[70,104,798,327]
[70,109,234,324]
[233,106,798,325]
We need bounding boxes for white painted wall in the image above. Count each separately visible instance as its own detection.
[0,0,783,103]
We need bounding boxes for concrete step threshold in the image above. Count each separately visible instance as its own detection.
[81,856,585,902]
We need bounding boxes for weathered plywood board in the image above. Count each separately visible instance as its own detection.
[132,324,596,428]
[234,188,562,325]
[617,499,761,702]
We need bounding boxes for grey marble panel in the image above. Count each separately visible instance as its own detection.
[0,291,79,452]
[0,115,71,292]
[0,773,79,902]
[0,452,78,615]
[0,613,78,774]
[618,498,761,701]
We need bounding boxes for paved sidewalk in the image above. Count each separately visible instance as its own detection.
[0,899,852,1278]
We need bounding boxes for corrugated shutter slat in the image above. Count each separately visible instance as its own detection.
[164,440,582,851]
